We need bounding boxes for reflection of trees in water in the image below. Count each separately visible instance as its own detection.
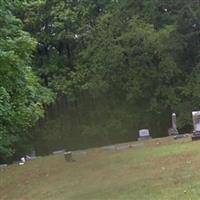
[32,95,170,155]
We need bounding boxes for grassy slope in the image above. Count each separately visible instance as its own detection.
[1,136,200,200]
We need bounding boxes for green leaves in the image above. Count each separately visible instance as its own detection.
[0,0,53,161]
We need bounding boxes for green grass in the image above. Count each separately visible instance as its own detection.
[1,136,200,200]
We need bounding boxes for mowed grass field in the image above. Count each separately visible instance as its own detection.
[2,136,200,200]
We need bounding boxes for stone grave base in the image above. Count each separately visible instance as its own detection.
[192,133,200,141]
[174,134,190,140]
[168,128,179,136]
[137,136,152,141]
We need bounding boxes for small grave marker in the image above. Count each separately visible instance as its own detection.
[101,145,116,151]
[64,151,74,162]
[138,129,151,141]
[0,164,7,170]
[53,149,65,155]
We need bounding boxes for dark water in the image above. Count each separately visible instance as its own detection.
[32,95,170,156]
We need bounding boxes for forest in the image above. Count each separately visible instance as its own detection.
[1,0,200,162]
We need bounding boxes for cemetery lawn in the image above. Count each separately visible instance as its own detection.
[2,136,200,199]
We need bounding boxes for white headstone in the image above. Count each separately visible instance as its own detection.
[21,157,26,163]
[192,111,200,132]
[139,129,150,137]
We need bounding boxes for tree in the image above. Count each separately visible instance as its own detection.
[19,0,114,94]
[0,0,53,162]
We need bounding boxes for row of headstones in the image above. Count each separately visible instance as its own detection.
[137,113,177,140]
[138,111,200,141]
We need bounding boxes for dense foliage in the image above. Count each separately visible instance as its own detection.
[0,1,53,161]
[1,0,200,160]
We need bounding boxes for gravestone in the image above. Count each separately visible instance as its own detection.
[138,129,151,141]
[31,149,36,157]
[64,151,74,162]
[52,149,65,155]
[0,164,7,170]
[101,145,116,151]
[115,144,130,151]
[72,150,87,156]
[168,113,179,135]
[129,143,144,148]
[192,111,200,141]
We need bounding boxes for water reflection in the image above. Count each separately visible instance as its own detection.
[32,95,169,155]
